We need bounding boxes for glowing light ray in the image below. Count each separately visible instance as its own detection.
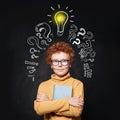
[48,4,74,24]
[58,4,60,9]
[69,9,73,13]
[51,6,55,11]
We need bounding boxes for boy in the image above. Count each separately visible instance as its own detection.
[34,41,84,120]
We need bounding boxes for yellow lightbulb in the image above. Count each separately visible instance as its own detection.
[54,11,69,36]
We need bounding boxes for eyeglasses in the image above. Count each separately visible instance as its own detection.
[51,59,70,66]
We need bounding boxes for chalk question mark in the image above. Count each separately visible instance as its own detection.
[35,22,52,43]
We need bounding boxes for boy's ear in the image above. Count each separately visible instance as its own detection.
[51,66,53,69]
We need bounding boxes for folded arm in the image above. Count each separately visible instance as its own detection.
[56,82,84,117]
[34,80,84,117]
[34,93,70,115]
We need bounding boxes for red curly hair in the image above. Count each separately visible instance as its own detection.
[46,41,75,65]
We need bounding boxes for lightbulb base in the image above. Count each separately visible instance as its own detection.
[57,31,63,36]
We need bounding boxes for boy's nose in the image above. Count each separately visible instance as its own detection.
[58,61,62,66]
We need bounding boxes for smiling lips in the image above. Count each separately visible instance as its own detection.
[54,68,68,72]
[55,67,68,70]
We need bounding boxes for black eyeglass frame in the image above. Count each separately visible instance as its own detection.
[51,59,70,66]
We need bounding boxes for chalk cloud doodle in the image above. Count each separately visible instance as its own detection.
[25,4,96,81]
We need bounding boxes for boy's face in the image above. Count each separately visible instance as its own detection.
[51,52,71,78]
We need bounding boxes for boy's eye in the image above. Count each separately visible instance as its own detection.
[52,60,58,62]
[62,60,67,62]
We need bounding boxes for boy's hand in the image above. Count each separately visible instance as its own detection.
[36,93,50,102]
[69,96,84,107]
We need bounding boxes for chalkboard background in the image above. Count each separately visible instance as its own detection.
[1,0,120,120]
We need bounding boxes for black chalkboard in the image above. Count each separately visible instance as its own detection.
[1,0,120,120]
